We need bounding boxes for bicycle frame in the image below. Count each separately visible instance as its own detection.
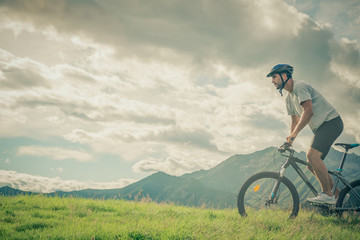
[279,155,318,196]
[277,149,360,211]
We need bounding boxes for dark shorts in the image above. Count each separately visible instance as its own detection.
[311,116,343,160]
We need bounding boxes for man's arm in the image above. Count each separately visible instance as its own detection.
[287,100,313,143]
[290,115,300,133]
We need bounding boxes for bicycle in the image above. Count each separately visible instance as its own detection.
[237,142,360,220]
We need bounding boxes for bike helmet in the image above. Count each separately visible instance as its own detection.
[266,64,294,96]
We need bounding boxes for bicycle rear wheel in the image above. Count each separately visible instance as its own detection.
[237,172,300,220]
[336,179,360,217]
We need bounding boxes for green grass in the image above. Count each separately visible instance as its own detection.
[0,195,359,239]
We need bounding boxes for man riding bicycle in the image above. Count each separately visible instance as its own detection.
[267,64,343,205]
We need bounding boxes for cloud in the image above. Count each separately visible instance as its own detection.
[1,157,11,164]
[17,146,93,162]
[50,167,63,173]
[132,157,197,176]
[315,1,360,41]
[64,124,219,163]
[330,38,360,87]
[0,0,359,180]
[0,0,306,65]
[0,58,49,90]
[132,154,220,176]
[285,0,360,43]
[0,170,136,193]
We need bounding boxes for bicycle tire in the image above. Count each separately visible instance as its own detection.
[237,172,300,219]
[336,179,360,217]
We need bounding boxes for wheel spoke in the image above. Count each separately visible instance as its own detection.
[238,172,299,220]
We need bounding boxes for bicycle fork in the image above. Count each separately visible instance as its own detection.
[267,166,287,205]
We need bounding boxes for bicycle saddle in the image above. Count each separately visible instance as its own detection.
[335,143,360,150]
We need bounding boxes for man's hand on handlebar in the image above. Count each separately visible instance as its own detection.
[286,133,297,144]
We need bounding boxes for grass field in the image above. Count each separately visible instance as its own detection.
[0,195,359,239]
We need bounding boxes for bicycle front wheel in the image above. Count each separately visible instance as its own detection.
[336,179,360,217]
[237,172,300,220]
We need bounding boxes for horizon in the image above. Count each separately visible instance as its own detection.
[1,144,358,193]
[0,0,359,193]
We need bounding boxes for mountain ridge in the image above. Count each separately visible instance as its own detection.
[1,146,359,208]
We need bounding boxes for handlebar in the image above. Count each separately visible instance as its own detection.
[277,142,295,156]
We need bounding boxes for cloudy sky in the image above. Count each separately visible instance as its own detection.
[0,0,359,193]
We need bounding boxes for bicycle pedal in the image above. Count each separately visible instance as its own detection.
[309,202,335,208]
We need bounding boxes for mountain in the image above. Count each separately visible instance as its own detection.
[181,147,289,194]
[116,172,236,208]
[0,186,34,196]
[0,172,237,208]
[39,172,235,208]
[181,146,359,203]
[1,146,359,209]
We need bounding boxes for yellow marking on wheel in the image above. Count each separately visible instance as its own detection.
[254,185,260,192]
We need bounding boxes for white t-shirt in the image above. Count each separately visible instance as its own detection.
[286,81,339,132]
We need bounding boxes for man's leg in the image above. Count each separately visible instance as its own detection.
[306,147,332,196]
[308,158,340,197]
[307,117,343,204]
